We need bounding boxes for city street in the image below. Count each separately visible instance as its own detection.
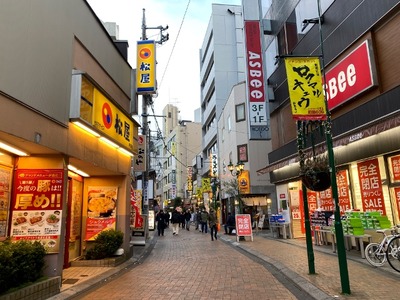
[72,226,311,300]
[52,223,400,300]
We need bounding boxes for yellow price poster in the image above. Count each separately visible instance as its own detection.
[285,57,327,120]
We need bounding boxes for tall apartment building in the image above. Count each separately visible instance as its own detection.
[153,105,202,209]
[258,0,400,238]
[199,4,245,175]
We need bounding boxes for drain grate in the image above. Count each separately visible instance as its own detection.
[62,278,79,284]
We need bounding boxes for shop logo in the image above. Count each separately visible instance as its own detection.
[139,48,152,60]
[102,103,113,129]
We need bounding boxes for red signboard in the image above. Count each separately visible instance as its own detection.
[307,190,318,212]
[10,169,64,253]
[235,214,252,236]
[325,40,375,110]
[390,155,400,181]
[357,158,386,215]
[318,170,351,213]
[394,187,400,219]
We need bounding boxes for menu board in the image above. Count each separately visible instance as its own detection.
[10,169,64,253]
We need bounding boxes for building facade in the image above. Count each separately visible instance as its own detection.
[199,4,246,176]
[0,0,139,277]
[258,0,400,237]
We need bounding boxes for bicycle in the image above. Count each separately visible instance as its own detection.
[386,229,400,272]
[365,226,400,268]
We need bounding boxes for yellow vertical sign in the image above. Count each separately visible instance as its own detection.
[136,40,156,94]
[285,57,327,120]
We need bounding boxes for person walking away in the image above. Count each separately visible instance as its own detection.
[171,209,180,235]
[196,210,202,232]
[200,209,209,233]
[155,210,166,236]
[163,210,170,228]
[184,209,191,231]
[208,208,218,241]
[224,212,235,235]
[180,211,185,229]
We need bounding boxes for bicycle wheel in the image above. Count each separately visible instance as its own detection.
[365,242,386,266]
[386,236,400,272]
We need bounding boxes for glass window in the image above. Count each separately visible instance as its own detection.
[235,103,245,122]
[227,115,231,132]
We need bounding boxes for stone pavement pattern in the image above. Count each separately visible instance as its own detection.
[52,226,400,300]
[76,228,299,300]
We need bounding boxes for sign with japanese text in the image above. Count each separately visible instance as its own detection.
[318,170,351,213]
[238,144,248,162]
[134,135,146,172]
[325,40,376,110]
[285,57,327,120]
[85,186,118,241]
[235,214,253,237]
[92,89,134,152]
[390,155,400,181]
[130,188,143,229]
[136,40,156,94]
[10,169,64,253]
[357,158,386,215]
[210,153,218,177]
[307,190,318,212]
[244,20,270,140]
[171,184,177,199]
[201,178,211,193]
[187,166,193,192]
[238,170,250,194]
[394,187,400,221]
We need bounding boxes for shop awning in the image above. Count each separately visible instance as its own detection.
[242,196,268,206]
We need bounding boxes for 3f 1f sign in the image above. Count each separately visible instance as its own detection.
[244,20,270,140]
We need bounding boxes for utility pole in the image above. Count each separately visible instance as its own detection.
[140,8,169,237]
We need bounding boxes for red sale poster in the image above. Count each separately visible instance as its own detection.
[357,158,386,215]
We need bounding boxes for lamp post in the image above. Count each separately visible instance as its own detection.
[227,160,244,214]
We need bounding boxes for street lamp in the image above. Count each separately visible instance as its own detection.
[228,160,244,213]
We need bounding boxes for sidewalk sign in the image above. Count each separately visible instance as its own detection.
[235,214,253,242]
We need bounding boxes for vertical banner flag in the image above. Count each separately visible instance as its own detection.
[187,166,193,192]
[136,40,156,94]
[210,153,218,177]
[134,135,146,172]
[285,57,327,120]
[244,20,270,140]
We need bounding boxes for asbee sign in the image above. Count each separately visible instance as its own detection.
[325,39,376,110]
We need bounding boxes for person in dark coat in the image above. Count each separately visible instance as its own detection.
[224,212,235,235]
[184,209,191,230]
[155,210,166,236]
[163,210,170,228]
[171,209,181,235]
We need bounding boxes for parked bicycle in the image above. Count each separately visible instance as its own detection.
[365,226,400,272]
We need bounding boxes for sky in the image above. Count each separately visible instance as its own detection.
[87,0,241,130]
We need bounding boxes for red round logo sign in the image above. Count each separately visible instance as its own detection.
[139,48,152,60]
[102,103,113,129]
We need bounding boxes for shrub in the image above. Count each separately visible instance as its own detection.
[0,239,46,294]
[85,229,123,260]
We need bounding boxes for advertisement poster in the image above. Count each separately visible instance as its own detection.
[130,187,143,229]
[357,158,386,215]
[390,155,400,181]
[235,214,252,237]
[10,169,64,253]
[0,165,12,240]
[318,170,351,212]
[85,186,118,241]
[394,187,400,219]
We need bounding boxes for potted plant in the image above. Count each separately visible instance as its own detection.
[300,154,331,191]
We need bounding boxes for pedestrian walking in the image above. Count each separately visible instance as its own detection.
[171,209,181,235]
[184,209,191,231]
[208,208,218,241]
[163,209,170,228]
[180,211,185,229]
[200,208,209,233]
[155,210,166,236]
[196,210,202,231]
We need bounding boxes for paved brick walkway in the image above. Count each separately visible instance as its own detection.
[50,226,400,300]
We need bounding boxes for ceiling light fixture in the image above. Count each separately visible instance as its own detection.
[0,141,29,156]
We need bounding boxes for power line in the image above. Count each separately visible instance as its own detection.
[158,0,191,91]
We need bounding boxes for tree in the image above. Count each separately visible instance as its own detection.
[222,179,242,212]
